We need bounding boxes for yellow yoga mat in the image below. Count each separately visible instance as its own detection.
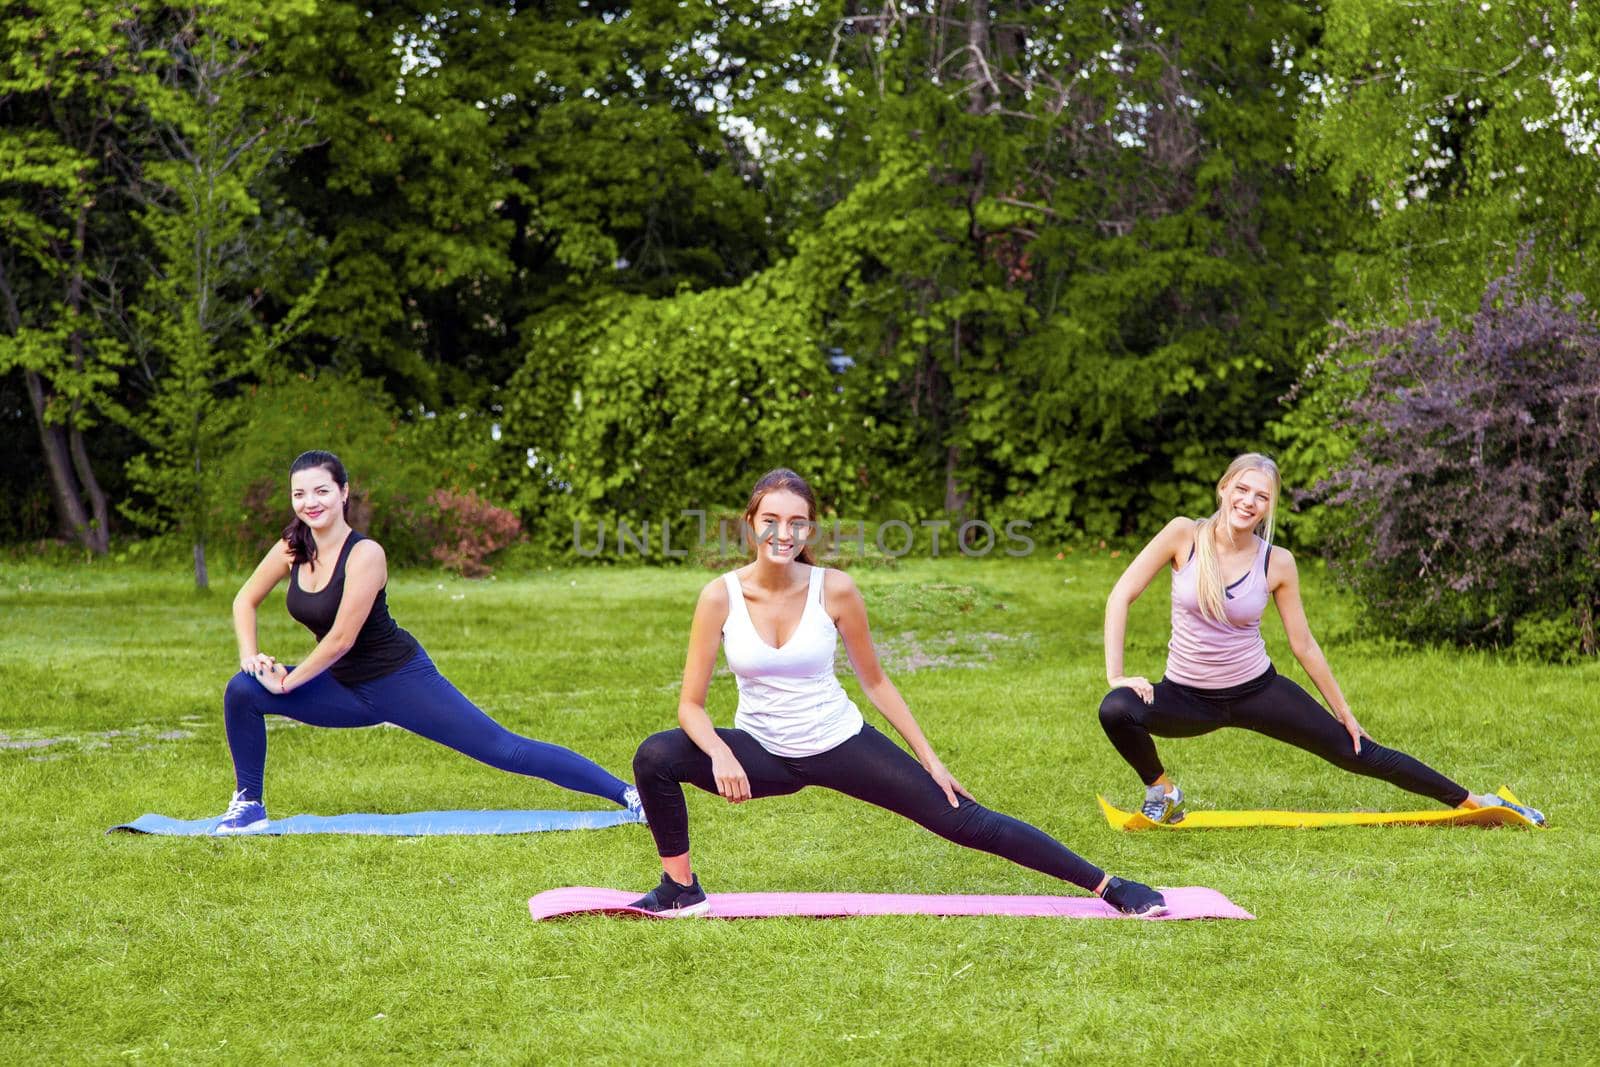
[1098,787,1542,831]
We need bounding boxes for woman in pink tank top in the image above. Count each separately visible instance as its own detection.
[1097,453,1545,826]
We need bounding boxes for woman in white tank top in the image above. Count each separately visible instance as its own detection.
[626,468,1169,918]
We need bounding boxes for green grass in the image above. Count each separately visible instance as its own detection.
[2,554,1596,1064]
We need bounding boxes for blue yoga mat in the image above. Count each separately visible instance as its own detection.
[108,808,642,837]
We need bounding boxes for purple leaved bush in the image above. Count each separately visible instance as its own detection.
[1313,256,1600,657]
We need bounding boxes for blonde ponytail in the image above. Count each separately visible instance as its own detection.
[1193,514,1230,624]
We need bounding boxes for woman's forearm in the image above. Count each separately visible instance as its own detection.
[862,678,935,760]
[233,598,260,662]
[278,634,355,693]
[1104,596,1131,681]
[1295,640,1350,714]
[677,703,731,758]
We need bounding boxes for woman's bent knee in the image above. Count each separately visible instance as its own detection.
[633,730,686,778]
[1098,688,1145,732]
[223,671,260,712]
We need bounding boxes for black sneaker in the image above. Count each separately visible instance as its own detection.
[1100,876,1168,917]
[629,872,710,917]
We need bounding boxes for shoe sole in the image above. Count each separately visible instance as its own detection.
[654,899,711,918]
[214,819,268,835]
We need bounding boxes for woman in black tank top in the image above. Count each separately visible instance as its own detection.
[212,450,642,833]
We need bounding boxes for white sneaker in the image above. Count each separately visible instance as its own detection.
[622,786,647,824]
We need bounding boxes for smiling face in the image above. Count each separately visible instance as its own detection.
[290,465,348,533]
[1221,467,1276,535]
[748,488,816,566]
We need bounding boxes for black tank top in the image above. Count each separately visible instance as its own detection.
[285,531,421,685]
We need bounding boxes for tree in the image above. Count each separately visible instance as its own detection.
[107,2,320,589]
[808,1,1344,533]
[262,0,790,410]
[0,1,143,552]
[1300,0,1600,314]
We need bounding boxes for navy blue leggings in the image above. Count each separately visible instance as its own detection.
[1097,666,1470,806]
[633,723,1106,892]
[223,650,631,804]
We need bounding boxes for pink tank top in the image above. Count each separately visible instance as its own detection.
[1164,532,1273,689]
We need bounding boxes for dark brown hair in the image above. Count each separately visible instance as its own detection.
[281,450,349,567]
[742,468,819,564]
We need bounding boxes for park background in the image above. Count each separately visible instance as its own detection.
[3,1,1598,1063]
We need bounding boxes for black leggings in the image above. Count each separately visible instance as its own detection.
[1097,666,1470,806]
[632,723,1106,892]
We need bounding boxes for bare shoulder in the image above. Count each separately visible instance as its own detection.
[820,566,862,620]
[1160,515,1197,541]
[821,566,859,597]
[1267,543,1298,587]
[349,537,387,566]
[1156,515,1197,561]
[697,575,730,609]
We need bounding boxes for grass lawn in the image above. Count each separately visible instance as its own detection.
[2,553,1595,1063]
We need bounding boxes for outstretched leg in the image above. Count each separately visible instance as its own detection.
[368,653,635,804]
[1229,674,1470,806]
[807,724,1108,893]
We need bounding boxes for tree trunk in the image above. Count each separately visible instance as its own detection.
[64,195,110,553]
[943,443,969,515]
[192,423,209,590]
[67,418,111,553]
[0,256,104,551]
[24,370,100,548]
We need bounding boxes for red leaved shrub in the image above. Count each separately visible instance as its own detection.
[427,488,522,577]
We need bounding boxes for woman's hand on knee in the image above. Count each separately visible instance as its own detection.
[253,662,290,695]
[241,652,278,677]
[1336,707,1372,754]
[920,753,974,808]
[1110,675,1154,704]
[711,748,751,803]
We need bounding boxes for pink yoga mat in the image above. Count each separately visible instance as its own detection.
[528,886,1254,922]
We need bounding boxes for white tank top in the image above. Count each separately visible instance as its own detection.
[722,565,864,758]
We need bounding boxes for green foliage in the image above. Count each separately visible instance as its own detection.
[261,0,788,409]
[1265,338,1365,551]
[502,248,861,555]
[209,373,435,569]
[0,0,149,551]
[491,2,1349,555]
[1302,0,1600,313]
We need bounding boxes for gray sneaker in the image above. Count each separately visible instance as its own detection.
[1476,793,1546,827]
[1140,783,1185,824]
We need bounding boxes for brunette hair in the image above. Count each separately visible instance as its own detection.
[742,468,819,565]
[281,450,349,567]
